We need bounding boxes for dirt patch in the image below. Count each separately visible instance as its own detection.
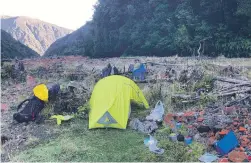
[1,109,58,162]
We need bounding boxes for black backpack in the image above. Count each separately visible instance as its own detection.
[13,96,45,123]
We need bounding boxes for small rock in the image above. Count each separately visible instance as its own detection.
[177,134,185,141]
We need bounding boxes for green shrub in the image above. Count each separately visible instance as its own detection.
[192,74,214,92]
[182,142,206,161]
[1,63,13,79]
[41,103,54,118]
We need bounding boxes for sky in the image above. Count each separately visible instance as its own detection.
[1,0,98,30]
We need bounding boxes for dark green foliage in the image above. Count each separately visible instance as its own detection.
[1,63,13,80]
[45,0,251,58]
[1,30,40,59]
[44,23,93,57]
[1,62,27,82]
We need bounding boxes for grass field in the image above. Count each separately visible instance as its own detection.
[11,117,205,162]
[12,119,145,162]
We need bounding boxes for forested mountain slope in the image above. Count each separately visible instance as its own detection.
[1,29,40,59]
[1,16,73,55]
[45,0,251,58]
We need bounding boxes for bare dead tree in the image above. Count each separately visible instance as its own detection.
[197,37,211,57]
[197,40,205,57]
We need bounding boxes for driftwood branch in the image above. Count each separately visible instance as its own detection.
[220,83,251,92]
[206,63,251,70]
[216,88,251,97]
[171,94,201,104]
[134,78,170,83]
[172,94,194,99]
[143,62,185,67]
[214,76,251,84]
[224,95,251,107]
[172,88,251,103]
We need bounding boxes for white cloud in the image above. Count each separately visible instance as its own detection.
[1,0,98,30]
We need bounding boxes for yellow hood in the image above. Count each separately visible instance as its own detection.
[33,84,49,102]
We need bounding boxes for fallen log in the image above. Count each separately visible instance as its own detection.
[144,62,186,67]
[220,83,251,92]
[134,78,170,83]
[224,95,251,107]
[171,94,201,102]
[207,63,251,69]
[216,88,251,97]
[216,86,250,94]
[172,88,251,102]
[172,94,194,99]
[214,76,251,84]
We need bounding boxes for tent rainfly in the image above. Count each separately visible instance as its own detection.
[89,75,149,129]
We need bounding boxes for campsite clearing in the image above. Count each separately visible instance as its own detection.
[1,56,251,162]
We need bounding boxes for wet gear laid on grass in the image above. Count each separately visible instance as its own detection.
[101,63,112,78]
[129,118,158,134]
[101,63,119,78]
[50,115,74,125]
[215,131,239,155]
[144,135,165,154]
[146,100,165,122]
[89,75,149,129]
[199,153,218,162]
[47,83,60,101]
[132,63,147,81]
[13,83,60,123]
[177,134,185,141]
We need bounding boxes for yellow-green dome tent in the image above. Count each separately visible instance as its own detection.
[89,75,149,129]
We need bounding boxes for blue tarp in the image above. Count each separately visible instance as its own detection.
[132,63,146,81]
[214,131,239,155]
